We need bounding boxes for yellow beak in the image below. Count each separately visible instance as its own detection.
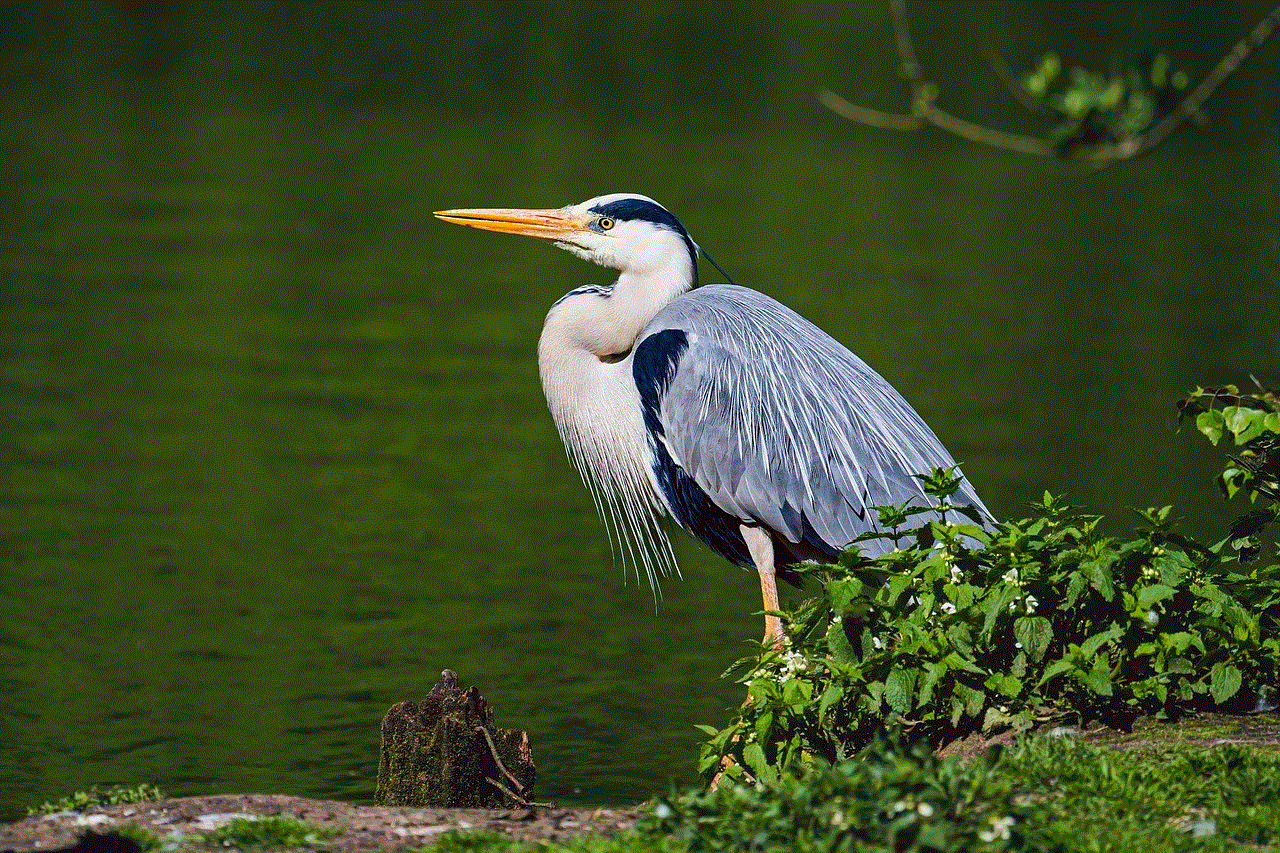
[434,207,592,241]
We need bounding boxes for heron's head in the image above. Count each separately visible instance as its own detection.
[436,193,697,280]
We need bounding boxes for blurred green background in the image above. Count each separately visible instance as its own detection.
[1,0,1276,819]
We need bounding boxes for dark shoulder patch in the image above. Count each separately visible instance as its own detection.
[632,329,688,438]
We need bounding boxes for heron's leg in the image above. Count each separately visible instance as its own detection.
[741,524,786,651]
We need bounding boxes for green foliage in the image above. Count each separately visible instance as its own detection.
[428,736,1280,852]
[654,734,1035,853]
[1022,51,1197,150]
[700,387,1280,782]
[428,829,681,853]
[109,826,164,853]
[27,784,163,816]
[1181,384,1280,505]
[197,816,339,848]
[999,738,1280,849]
[657,735,1280,853]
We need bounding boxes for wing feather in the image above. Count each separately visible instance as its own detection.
[642,284,990,559]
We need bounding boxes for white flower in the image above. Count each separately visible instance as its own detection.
[950,564,964,583]
[1002,568,1020,585]
[979,815,1015,843]
[775,649,809,683]
[873,636,884,650]
[916,802,934,818]
[1146,609,1160,626]
[1024,595,1039,615]
[940,601,957,615]
[653,803,672,819]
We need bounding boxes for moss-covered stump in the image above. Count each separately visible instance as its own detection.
[374,669,536,808]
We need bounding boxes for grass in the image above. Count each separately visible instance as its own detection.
[430,732,1280,853]
[196,816,340,848]
[27,784,164,816]
[110,826,165,853]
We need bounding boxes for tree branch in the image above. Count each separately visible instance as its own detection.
[821,1,1280,165]
[1133,4,1280,158]
[985,49,1045,114]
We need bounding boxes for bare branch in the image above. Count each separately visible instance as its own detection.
[817,89,922,132]
[985,49,1044,113]
[1134,4,1280,157]
[890,0,924,93]
[922,106,1056,157]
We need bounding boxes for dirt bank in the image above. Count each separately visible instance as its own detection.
[0,794,641,852]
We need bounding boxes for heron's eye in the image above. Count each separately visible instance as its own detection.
[597,217,615,232]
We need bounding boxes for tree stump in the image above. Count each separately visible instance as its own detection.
[374,669,536,807]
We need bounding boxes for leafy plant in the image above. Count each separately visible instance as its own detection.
[27,784,163,816]
[1022,52,1197,151]
[1180,382,1280,559]
[658,734,1280,853]
[699,387,1280,783]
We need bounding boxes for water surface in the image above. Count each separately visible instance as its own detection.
[1,1,1276,818]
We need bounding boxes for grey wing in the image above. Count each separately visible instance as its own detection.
[647,285,990,558]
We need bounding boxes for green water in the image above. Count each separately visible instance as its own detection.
[1,2,1276,819]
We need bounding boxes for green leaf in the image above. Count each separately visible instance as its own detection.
[754,710,774,744]
[826,619,857,663]
[1014,616,1053,662]
[1064,570,1087,608]
[982,586,1019,637]
[941,650,986,675]
[1038,657,1077,687]
[1080,624,1122,659]
[1210,662,1243,705]
[1082,659,1114,696]
[884,668,917,713]
[917,662,946,707]
[1084,557,1116,601]
[1224,405,1265,444]
[985,672,1023,698]
[1136,584,1177,610]
[742,742,775,785]
[818,684,843,721]
[951,682,986,722]
[825,578,863,613]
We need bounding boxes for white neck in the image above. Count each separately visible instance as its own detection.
[534,258,693,588]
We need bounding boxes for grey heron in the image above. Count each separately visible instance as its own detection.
[436,193,990,649]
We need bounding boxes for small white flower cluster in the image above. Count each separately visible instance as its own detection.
[1007,593,1038,615]
[1002,567,1038,614]
[777,651,808,683]
[941,550,964,583]
[1141,563,1161,581]
[888,798,936,819]
[978,815,1015,843]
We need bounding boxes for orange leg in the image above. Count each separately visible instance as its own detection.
[741,524,786,650]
